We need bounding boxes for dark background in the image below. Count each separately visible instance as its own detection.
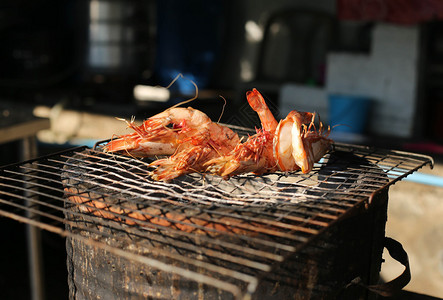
[1,1,443,299]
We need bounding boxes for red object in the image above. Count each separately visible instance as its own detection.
[337,0,443,24]
[403,142,443,155]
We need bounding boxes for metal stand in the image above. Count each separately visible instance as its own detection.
[0,106,49,300]
[21,136,45,300]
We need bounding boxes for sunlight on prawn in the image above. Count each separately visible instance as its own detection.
[103,73,241,181]
[103,73,200,176]
[204,88,333,179]
[103,84,333,181]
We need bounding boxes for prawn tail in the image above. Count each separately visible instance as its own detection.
[246,88,278,132]
[246,88,268,112]
[149,158,185,181]
[204,156,241,179]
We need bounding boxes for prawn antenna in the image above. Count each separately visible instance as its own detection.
[217,95,227,123]
[165,73,199,110]
[164,73,185,89]
[331,123,350,130]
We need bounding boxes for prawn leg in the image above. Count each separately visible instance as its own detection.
[150,144,214,181]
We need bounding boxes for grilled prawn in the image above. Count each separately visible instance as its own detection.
[204,89,333,178]
[104,107,240,180]
[104,89,332,181]
[104,107,211,156]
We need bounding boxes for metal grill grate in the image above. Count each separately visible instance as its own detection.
[0,141,433,298]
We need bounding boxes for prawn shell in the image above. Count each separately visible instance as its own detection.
[105,134,177,157]
[274,110,329,174]
[273,118,297,171]
[274,111,310,172]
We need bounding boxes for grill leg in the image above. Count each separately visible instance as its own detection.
[21,136,45,300]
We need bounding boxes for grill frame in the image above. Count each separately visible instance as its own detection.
[0,141,433,299]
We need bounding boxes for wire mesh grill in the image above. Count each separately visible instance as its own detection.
[0,141,433,298]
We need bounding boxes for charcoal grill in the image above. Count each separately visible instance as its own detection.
[0,135,433,299]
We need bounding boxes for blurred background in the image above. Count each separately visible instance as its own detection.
[0,0,442,299]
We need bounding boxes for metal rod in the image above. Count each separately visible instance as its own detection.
[20,136,45,300]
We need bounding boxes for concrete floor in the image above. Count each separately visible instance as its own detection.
[381,160,443,298]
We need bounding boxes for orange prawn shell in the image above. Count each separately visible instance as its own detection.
[273,117,296,172]
[274,110,332,174]
[103,107,214,157]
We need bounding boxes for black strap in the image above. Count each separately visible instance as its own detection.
[349,237,411,297]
